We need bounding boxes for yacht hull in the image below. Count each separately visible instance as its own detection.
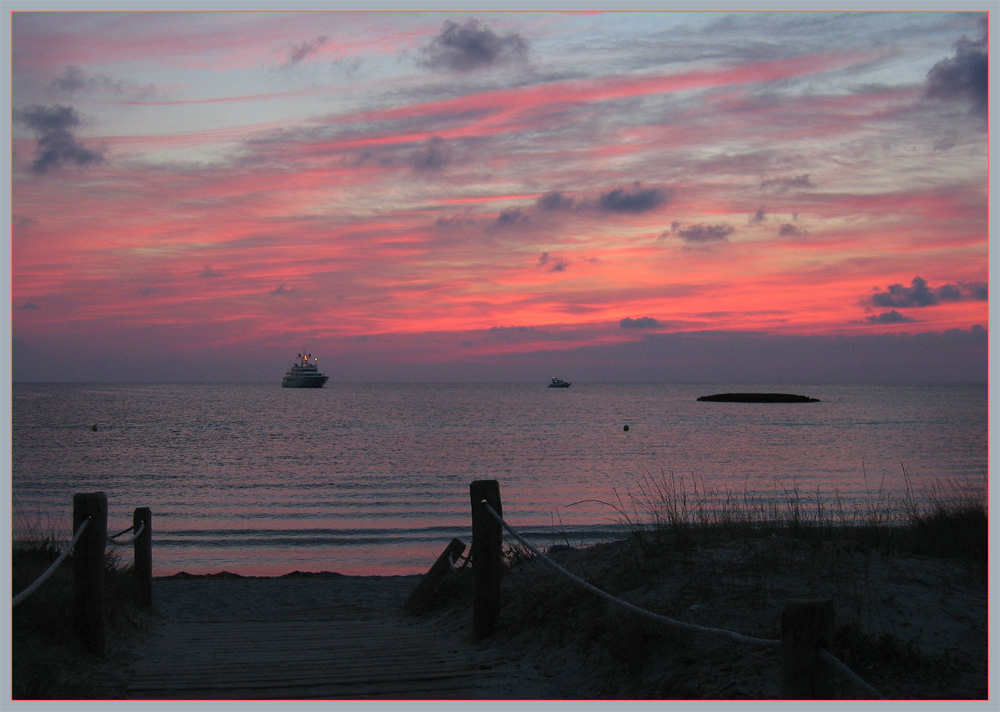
[282,375,329,388]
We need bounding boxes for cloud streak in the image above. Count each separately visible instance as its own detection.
[9,11,988,382]
[671,222,735,243]
[760,174,813,193]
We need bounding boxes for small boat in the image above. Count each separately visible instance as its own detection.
[548,377,571,388]
[282,353,329,388]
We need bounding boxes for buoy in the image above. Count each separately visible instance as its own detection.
[623,424,629,432]
[92,424,98,431]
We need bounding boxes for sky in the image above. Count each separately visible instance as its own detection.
[6,5,993,382]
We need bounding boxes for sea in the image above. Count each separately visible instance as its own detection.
[10,382,988,577]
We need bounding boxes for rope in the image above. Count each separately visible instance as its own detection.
[106,520,145,546]
[13,518,90,607]
[108,523,136,539]
[481,503,780,647]
[818,648,885,699]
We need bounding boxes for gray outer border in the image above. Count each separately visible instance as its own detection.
[2,4,996,709]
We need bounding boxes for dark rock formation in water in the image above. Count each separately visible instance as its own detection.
[697,393,820,403]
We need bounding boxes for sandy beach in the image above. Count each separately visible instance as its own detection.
[92,532,988,700]
[116,571,572,699]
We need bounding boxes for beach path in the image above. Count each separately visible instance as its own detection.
[126,573,558,699]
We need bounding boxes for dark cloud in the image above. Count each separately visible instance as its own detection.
[854,310,916,325]
[925,17,988,118]
[598,183,670,213]
[418,19,528,72]
[750,207,766,224]
[871,276,936,307]
[537,252,570,272]
[869,276,988,309]
[760,174,813,193]
[283,36,328,67]
[675,223,735,243]
[14,104,105,174]
[270,284,299,295]
[18,302,41,310]
[939,281,989,302]
[778,223,805,237]
[537,191,574,211]
[620,316,662,329]
[50,65,88,93]
[496,207,529,227]
[199,266,223,278]
[411,136,450,171]
[49,65,154,97]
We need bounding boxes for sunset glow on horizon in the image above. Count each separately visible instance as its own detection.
[10,9,990,382]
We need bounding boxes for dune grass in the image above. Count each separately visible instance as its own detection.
[12,516,148,699]
[603,468,987,563]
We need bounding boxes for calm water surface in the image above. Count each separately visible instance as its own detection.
[11,382,987,575]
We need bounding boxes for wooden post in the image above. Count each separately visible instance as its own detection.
[781,599,836,699]
[470,480,503,639]
[403,538,466,613]
[133,507,152,608]
[73,492,108,656]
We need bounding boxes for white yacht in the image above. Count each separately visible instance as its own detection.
[282,353,329,388]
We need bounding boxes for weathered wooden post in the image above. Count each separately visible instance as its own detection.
[781,599,836,699]
[470,480,503,639]
[133,507,152,608]
[73,492,108,656]
[403,538,466,613]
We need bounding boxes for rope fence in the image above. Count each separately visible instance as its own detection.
[467,479,885,700]
[482,502,780,647]
[12,493,153,656]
